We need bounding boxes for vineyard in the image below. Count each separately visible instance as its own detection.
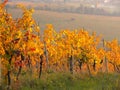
[0,1,120,90]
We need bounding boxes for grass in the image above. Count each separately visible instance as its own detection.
[11,72,120,90]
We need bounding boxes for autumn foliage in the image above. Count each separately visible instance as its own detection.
[0,1,120,89]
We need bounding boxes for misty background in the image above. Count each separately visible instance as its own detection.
[6,0,120,16]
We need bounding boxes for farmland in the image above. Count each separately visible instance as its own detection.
[7,8,120,41]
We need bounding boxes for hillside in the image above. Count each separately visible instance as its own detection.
[6,0,120,16]
[7,8,120,41]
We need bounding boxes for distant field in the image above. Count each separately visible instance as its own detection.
[7,8,120,41]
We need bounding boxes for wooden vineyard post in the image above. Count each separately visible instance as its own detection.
[0,56,1,87]
[39,55,43,78]
[69,46,74,74]
[44,42,49,71]
[87,63,92,77]
[103,39,108,73]
[69,55,74,74]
